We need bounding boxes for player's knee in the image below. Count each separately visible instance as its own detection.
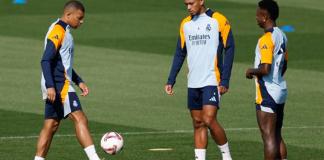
[79,116,89,127]
[75,116,88,126]
[202,116,215,127]
[259,125,272,136]
[262,133,277,149]
[264,140,277,155]
[44,120,60,133]
[192,119,205,129]
[70,111,88,124]
[52,122,60,133]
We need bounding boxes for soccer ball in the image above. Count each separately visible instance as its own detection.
[100,132,124,155]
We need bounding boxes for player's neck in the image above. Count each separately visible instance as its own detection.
[198,6,207,15]
[263,21,276,32]
[60,16,69,26]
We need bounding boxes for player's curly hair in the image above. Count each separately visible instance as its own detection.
[258,0,279,21]
[64,0,85,12]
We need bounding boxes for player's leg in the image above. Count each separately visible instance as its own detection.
[279,139,287,159]
[69,110,94,147]
[188,88,207,160]
[191,110,208,148]
[276,104,287,159]
[191,110,208,160]
[69,110,101,160]
[201,86,231,160]
[202,105,231,160]
[35,118,60,159]
[63,91,100,160]
[256,109,278,160]
[35,98,63,160]
[202,105,227,144]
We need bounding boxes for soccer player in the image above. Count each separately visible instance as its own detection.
[165,0,234,159]
[245,0,288,159]
[34,1,101,160]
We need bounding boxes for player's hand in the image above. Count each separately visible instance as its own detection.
[47,87,56,103]
[246,69,254,79]
[218,86,228,95]
[165,84,174,95]
[79,82,89,96]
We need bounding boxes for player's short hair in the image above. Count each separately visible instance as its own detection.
[64,0,85,12]
[258,0,279,21]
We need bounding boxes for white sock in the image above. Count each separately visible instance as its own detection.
[194,149,206,160]
[84,145,101,160]
[218,142,232,160]
[34,156,45,160]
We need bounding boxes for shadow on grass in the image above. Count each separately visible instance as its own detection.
[0,109,156,137]
[1,109,323,159]
[231,140,324,160]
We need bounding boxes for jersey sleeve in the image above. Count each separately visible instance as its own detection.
[213,12,233,48]
[213,12,235,88]
[72,69,84,85]
[166,17,191,86]
[167,37,187,86]
[282,35,288,76]
[41,24,65,88]
[259,32,274,64]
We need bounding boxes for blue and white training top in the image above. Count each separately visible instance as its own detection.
[167,9,235,88]
[41,19,83,101]
[254,27,288,105]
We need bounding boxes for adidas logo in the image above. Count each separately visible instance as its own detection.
[209,96,217,102]
[52,35,59,40]
[261,44,268,49]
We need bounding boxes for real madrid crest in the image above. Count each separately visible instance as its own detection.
[206,24,211,32]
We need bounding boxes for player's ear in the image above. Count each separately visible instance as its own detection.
[67,11,73,16]
[64,8,74,19]
[263,10,271,22]
[264,14,270,22]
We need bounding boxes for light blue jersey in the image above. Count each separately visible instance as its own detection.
[254,27,288,106]
[41,19,83,117]
[167,9,235,89]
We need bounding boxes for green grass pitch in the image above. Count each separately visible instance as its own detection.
[0,0,323,159]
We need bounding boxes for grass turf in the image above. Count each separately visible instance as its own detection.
[0,0,323,159]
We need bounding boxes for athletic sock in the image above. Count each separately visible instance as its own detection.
[84,145,101,160]
[34,156,45,160]
[194,149,206,160]
[218,142,232,160]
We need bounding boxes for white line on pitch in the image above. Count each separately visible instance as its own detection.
[148,148,173,151]
[1,126,323,140]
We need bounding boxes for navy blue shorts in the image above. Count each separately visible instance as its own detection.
[45,92,82,120]
[188,86,220,110]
